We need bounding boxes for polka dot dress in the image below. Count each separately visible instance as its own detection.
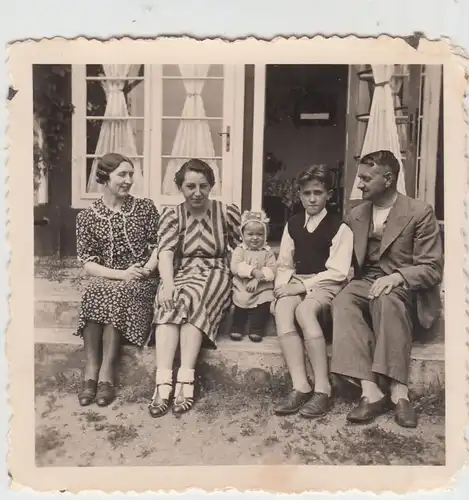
[75,195,160,347]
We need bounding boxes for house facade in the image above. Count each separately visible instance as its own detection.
[33,63,444,257]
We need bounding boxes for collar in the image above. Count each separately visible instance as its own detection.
[93,195,136,219]
[185,200,212,220]
[303,207,328,228]
[240,242,271,251]
[372,192,399,211]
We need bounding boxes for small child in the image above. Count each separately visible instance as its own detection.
[230,210,277,342]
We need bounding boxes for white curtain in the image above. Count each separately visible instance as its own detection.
[87,64,144,196]
[418,65,442,207]
[162,64,221,196]
[350,65,407,200]
[33,116,48,205]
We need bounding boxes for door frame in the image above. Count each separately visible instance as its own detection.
[251,64,267,211]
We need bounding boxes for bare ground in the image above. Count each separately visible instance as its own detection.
[36,388,445,467]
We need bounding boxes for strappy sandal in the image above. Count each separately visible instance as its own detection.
[172,381,195,416]
[148,383,172,418]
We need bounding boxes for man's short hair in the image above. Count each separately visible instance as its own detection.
[359,150,400,181]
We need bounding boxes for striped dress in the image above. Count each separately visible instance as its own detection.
[153,200,242,346]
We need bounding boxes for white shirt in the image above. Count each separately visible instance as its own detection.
[372,194,398,236]
[275,208,354,293]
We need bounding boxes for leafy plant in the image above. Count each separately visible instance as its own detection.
[33,65,74,191]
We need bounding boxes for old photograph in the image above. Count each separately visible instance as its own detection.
[6,37,468,493]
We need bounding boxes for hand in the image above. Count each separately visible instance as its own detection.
[246,278,259,292]
[273,283,306,299]
[122,264,147,282]
[160,283,177,311]
[251,269,264,281]
[368,273,405,299]
[138,264,152,279]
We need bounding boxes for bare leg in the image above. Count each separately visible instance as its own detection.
[98,324,121,384]
[82,321,103,380]
[154,324,180,401]
[295,299,331,397]
[176,323,204,399]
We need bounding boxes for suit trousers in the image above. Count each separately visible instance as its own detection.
[330,276,413,385]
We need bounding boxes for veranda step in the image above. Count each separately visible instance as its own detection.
[35,327,445,399]
[34,276,445,343]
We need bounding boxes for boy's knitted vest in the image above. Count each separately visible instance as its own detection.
[287,211,343,275]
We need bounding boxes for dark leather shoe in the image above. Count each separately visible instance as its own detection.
[96,382,116,407]
[394,399,418,428]
[299,392,332,418]
[347,396,391,424]
[78,379,97,406]
[248,333,263,343]
[274,390,313,415]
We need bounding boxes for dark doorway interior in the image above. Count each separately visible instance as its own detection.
[262,64,349,242]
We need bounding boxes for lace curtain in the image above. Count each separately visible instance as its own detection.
[350,65,407,200]
[87,64,144,196]
[162,65,222,196]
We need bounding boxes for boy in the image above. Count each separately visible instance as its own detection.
[273,164,353,418]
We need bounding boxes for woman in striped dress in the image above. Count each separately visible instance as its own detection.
[149,159,242,418]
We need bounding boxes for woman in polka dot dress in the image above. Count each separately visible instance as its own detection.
[75,153,160,408]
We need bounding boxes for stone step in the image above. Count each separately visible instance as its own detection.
[34,275,445,344]
[35,327,445,399]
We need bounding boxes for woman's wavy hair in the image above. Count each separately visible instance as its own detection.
[174,158,216,189]
[96,152,134,185]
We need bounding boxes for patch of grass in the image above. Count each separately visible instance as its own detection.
[137,448,154,459]
[36,426,71,458]
[240,422,255,437]
[194,396,222,423]
[263,435,280,447]
[40,394,63,419]
[81,410,106,424]
[106,423,139,449]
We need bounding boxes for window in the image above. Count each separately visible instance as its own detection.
[71,64,149,208]
[71,64,244,209]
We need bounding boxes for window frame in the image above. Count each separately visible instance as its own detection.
[71,64,151,209]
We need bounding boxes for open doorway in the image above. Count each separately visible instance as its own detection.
[261,65,349,242]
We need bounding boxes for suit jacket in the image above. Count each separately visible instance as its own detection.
[345,194,444,329]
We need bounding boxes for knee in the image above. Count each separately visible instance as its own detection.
[274,297,295,318]
[294,300,321,325]
[274,298,297,335]
[371,290,406,310]
[331,290,354,315]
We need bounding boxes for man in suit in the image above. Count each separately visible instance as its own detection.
[331,150,443,428]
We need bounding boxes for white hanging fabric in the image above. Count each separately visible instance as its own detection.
[162,64,222,196]
[87,64,144,196]
[33,116,48,205]
[350,65,407,200]
[417,65,442,207]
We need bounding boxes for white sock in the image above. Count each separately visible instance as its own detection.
[155,368,173,400]
[390,382,409,404]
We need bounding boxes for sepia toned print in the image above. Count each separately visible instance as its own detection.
[6,37,468,493]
